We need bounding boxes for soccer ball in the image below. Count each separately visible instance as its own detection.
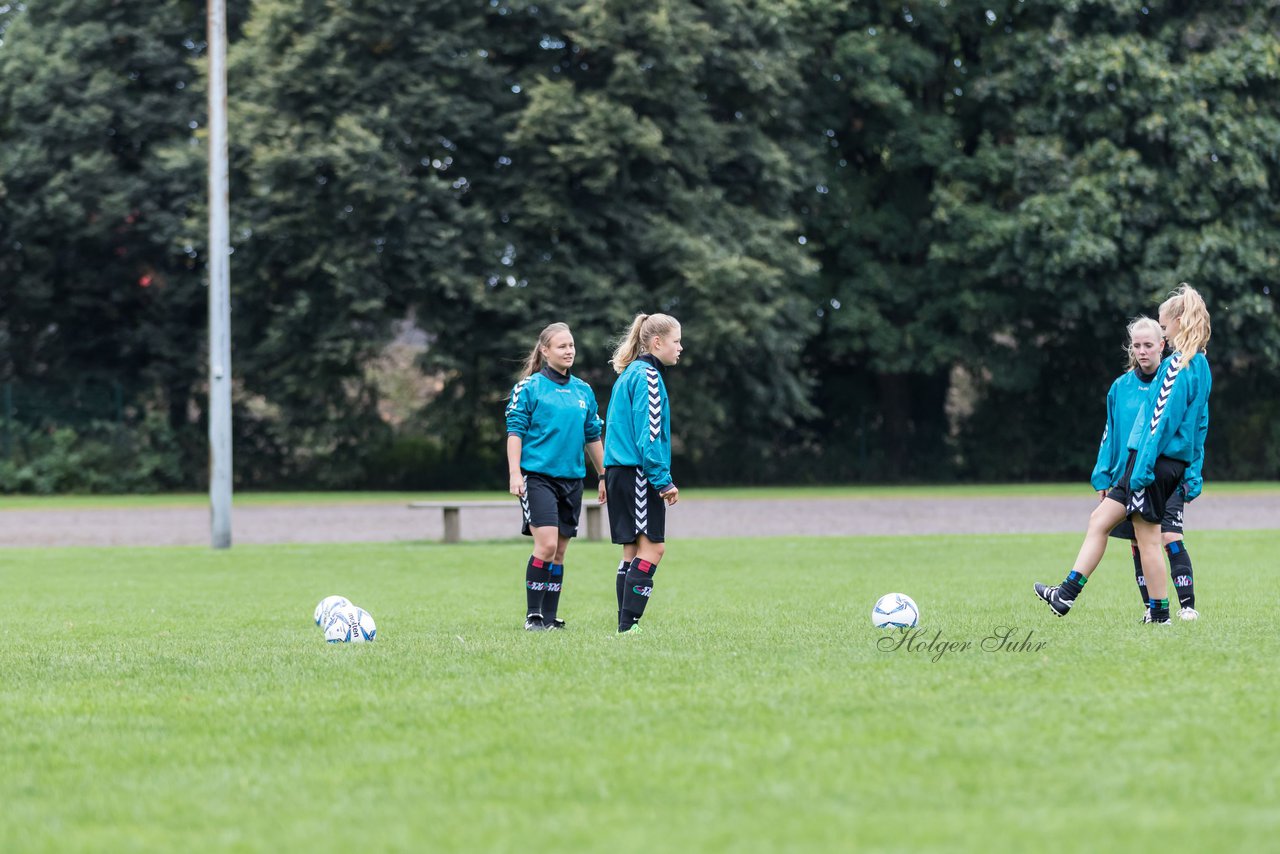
[872,593,919,629]
[325,604,377,643]
[314,595,350,627]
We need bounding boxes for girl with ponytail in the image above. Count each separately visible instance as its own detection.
[1036,284,1212,625]
[505,322,606,631]
[602,313,683,633]
[1093,315,1201,622]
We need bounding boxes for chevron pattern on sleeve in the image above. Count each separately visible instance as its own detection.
[645,367,661,440]
[1147,354,1184,436]
[506,377,532,416]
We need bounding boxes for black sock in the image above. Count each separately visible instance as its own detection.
[542,563,564,622]
[1166,541,1194,609]
[1131,543,1149,608]
[619,557,657,631]
[615,559,628,619]
[526,556,550,619]
[1059,570,1086,600]
[1149,597,1170,622]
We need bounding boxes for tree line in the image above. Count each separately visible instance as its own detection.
[1,0,1277,492]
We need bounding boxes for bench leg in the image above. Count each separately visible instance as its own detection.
[585,504,602,541]
[443,507,461,543]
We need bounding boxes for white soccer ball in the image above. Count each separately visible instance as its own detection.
[314,595,350,627]
[325,604,377,643]
[872,593,919,629]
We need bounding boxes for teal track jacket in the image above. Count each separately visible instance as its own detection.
[603,357,674,492]
[1090,369,1156,491]
[505,368,602,479]
[1126,351,1212,498]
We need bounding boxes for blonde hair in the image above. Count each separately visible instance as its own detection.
[609,313,680,373]
[1161,283,1211,358]
[1124,316,1164,372]
[518,322,571,380]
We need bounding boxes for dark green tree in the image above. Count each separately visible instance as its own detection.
[788,0,1019,480]
[933,0,1280,480]
[171,0,516,484]
[0,1,218,430]
[464,0,820,482]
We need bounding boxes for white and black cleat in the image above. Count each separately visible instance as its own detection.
[1033,583,1074,617]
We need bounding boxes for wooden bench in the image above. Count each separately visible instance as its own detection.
[408,500,604,543]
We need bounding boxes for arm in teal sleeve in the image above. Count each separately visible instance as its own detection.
[1184,395,1210,500]
[1090,385,1118,491]
[632,371,672,491]
[1130,356,1192,490]
[504,378,534,437]
[584,391,602,443]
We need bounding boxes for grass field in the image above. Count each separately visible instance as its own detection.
[3,481,1278,511]
[4,532,1279,852]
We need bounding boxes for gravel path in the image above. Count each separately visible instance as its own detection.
[2,493,1276,547]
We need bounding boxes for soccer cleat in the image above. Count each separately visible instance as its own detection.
[547,618,566,630]
[1141,608,1153,624]
[1033,583,1074,617]
[1178,607,1199,621]
[524,615,550,632]
[616,623,644,635]
[1149,614,1172,625]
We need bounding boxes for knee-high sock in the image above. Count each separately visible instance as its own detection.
[1131,543,1149,608]
[543,563,564,622]
[615,559,628,617]
[620,557,657,631]
[526,556,550,618]
[1166,541,1195,609]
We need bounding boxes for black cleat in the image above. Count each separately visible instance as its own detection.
[547,618,566,630]
[1141,608,1153,624]
[524,615,550,631]
[1033,583,1074,617]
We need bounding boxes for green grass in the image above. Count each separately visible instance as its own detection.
[4,533,1279,852]
[3,480,1279,510]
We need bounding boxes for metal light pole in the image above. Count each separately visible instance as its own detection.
[207,0,232,548]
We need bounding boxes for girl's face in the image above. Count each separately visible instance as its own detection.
[1159,307,1181,345]
[1130,327,1162,373]
[541,331,575,373]
[648,326,683,367]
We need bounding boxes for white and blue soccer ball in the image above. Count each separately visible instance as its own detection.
[324,604,377,643]
[872,593,919,629]
[314,595,350,627]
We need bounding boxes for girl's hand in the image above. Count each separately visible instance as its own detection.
[597,480,607,504]
[661,485,679,506]
[509,474,525,497]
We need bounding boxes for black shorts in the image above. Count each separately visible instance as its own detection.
[520,472,583,538]
[1105,451,1187,529]
[1109,484,1186,539]
[604,466,666,545]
